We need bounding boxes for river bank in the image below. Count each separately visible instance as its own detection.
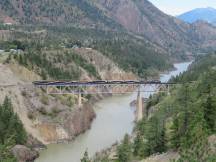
[35,62,192,162]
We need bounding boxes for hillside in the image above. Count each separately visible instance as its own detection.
[178,7,216,25]
[0,43,138,142]
[94,0,216,56]
[0,0,121,29]
[0,45,138,160]
[1,0,216,57]
[96,53,216,162]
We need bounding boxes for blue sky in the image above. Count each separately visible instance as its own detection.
[149,0,216,15]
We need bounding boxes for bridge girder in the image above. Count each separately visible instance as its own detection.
[35,83,173,95]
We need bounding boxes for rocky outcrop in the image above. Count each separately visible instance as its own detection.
[63,104,96,137]
[12,145,39,162]
[28,93,95,143]
[35,103,96,143]
[26,135,46,151]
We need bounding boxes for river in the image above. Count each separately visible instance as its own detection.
[36,61,192,162]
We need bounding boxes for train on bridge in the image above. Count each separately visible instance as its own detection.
[32,80,173,86]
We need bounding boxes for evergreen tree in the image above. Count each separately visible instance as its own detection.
[0,97,27,161]
[81,150,91,162]
[176,112,211,162]
[133,133,144,157]
[170,115,180,149]
[158,123,167,152]
[117,134,132,162]
[203,84,216,133]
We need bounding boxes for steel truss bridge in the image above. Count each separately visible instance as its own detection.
[33,80,177,95]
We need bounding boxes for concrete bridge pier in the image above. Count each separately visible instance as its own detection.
[136,88,143,122]
[167,85,170,96]
[78,93,82,107]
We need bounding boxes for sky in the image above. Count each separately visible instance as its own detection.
[149,0,216,16]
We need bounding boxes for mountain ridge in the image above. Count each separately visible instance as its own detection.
[178,7,216,25]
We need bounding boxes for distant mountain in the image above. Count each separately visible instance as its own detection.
[178,7,216,25]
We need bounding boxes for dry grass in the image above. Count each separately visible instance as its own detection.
[9,62,41,82]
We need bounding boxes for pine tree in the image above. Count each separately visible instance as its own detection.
[117,134,132,162]
[0,97,27,161]
[203,84,216,133]
[81,150,91,162]
[157,123,167,153]
[142,117,167,157]
[177,112,211,162]
[133,133,143,157]
[170,115,180,149]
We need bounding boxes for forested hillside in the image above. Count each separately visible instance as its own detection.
[0,0,121,29]
[0,24,172,79]
[1,0,216,57]
[113,54,216,162]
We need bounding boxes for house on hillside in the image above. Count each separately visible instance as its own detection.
[3,17,15,26]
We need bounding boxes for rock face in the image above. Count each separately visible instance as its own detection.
[63,104,96,137]
[35,103,96,143]
[12,145,39,162]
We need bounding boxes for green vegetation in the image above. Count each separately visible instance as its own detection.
[9,33,170,79]
[3,22,173,79]
[64,51,100,79]
[0,40,26,51]
[114,54,216,162]
[93,39,171,78]
[3,38,101,80]
[1,23,172,79]
[0,97,27,162]
[117,134,132,162]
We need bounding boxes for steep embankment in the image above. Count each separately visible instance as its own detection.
[0,62,95,144]
[0,63,44,142]
[0,47,137,144]
[132,54,216,161]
